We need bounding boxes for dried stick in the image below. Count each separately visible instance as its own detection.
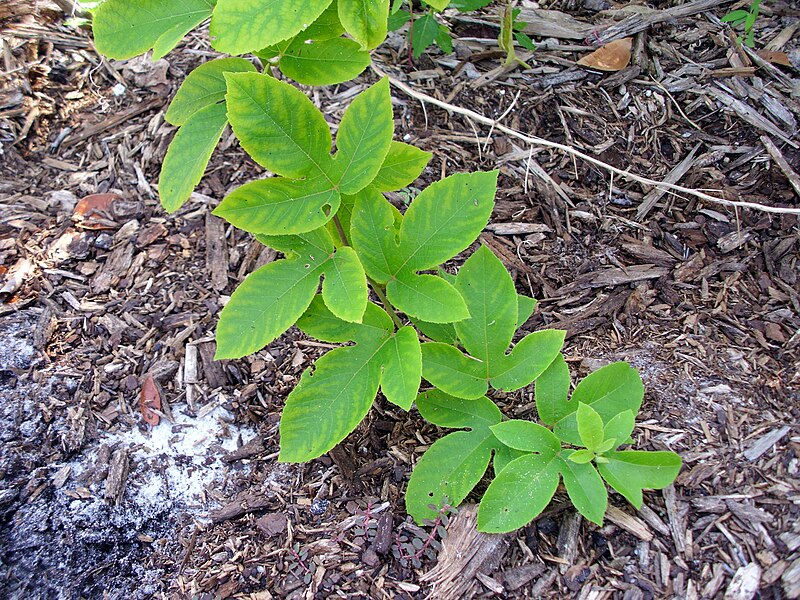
[372,64,800,217]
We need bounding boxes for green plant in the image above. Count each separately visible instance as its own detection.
[498,1,535,68]
[388,1,454,60]
[722,0,762,48]
[91,0,681,536]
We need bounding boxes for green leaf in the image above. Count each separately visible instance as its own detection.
[338,0,389,49]
[450,0,493,10]
[477,452,560,533]
[93,0,215,60]
[597,451,682,509]
[211,0,334,55]
[371,141,431,192]
[554,362,644,445]
[424,0,449,11]
[165,57,255,127]
[213,174,340,235]
[159,102,227,213]
[412,13,439,59]
[351,172,497,322]
[576,402,605,452]
[321,246,367,322]
[568,449,595,464]
[280,336,385,461]
[415,389,501,429]
[216,229,369,358]
[398,172,497,272]
[332,78,394,194]
[435,24,453,53]
[298,296,392,343]
[380,326,422,410]
[535,353,570,426]
[489,420,560,453]
[516,294,537,328]
[722,9,749,23]
[406,429,495,523]
[349,187,402,282]
[604,410,635,450]
[421,342,486,399]
[490,329,567,392]
[281,309,421,461]
[299,1,345,41]
[387,272,470,323]
[492,445,525,475]
[558,454,607,525]
[409,317,457,345]
[388,9,411,31]
[435,245,564,396]
[514,31,536,51]
[280,37,371,86]
[225,72,333,179]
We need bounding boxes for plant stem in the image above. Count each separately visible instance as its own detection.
[331,215,405,330]
[368,278,405,330]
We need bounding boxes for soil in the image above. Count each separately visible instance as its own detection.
[1,1,799,599]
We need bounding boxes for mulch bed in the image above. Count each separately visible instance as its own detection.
[1,1,798,598]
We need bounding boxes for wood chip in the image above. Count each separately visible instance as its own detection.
[723,563,762,600]
[605,505,654,541]
[743,425,790,461]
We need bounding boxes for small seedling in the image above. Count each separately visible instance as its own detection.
[722,0,762,48]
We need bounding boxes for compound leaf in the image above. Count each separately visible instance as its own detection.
[93,0,215,60]
[280,37,371,86]
[225,72,333,179]
[214,174,339,235]
[371,141,432,192]
[422,245,564,397]
[211,0,333,54]
[160,102,228,213]
[490,420,560,454]
[338,0,389,49]
[558,454,607,525]
[477,451,561,533]
[597,451,682,509]
[165,57,255,126]
[332,78,394,194]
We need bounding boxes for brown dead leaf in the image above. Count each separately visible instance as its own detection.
[72,193,122,230]
[140,374,161,426]
[578,38,633,72]
[756,50,791,67]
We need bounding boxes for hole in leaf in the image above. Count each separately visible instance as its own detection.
[322,203,332,217]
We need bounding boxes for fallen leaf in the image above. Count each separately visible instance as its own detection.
[140,374,161,426]
[756,50,791,67]
[72,193,122,230]
[578,38,633,72]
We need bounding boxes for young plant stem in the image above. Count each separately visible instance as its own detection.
[331,215,406,330]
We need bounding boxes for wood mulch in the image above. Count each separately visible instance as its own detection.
[0,1,798,598]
